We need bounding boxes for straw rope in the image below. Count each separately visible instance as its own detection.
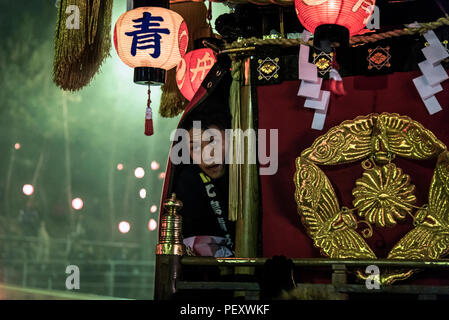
[221,15,449,52]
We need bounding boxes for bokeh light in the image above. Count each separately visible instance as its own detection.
[134,167,145,178]
[72,198,84,210]
[150,205,157,213]
[22,184,34,196]
[14,143,21,150]
[158,172,166,180]
[151,161,160,171]
[119,221,131,234]
[148,219,157,231]
[139,188,147,199]
[117,163,124,171]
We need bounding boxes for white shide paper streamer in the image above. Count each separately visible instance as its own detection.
[413,29,449,115]
[297,31,331,130]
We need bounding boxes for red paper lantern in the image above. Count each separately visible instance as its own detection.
[295,0,376,36]
[176,48,217,101]
[114,7,188,70]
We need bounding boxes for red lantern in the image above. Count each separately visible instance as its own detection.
[295,0,376,36]
[176,48,217,101]
[114,7,189,136]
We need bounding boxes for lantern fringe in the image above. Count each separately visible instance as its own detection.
[53,0,113,91]
[159,2,213,118]
[160,69,189,118]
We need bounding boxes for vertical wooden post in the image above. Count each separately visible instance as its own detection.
[154,255,182,300]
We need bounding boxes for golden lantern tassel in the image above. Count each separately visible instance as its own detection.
[159,69,189,118]
[53,0,113,91]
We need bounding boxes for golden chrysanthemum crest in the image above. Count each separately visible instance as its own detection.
[294,113,449,284]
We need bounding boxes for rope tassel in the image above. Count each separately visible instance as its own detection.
[145,107,154,136]
[145,87,154,136]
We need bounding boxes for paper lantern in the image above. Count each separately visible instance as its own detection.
[295,0,376,36]
[113,6,189,137]
[176,48,217,101]
[114,7,188,70]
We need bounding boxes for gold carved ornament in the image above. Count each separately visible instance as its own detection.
[294,113,449,284]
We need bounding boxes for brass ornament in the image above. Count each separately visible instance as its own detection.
[295,113,449,284]
[156,193,185,256]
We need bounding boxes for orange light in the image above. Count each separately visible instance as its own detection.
[158,172,166,180]
[14,143,21,150]
[114,7,188,70]
[117,163,124,170]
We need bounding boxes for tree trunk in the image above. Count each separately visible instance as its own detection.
[4,147,16,218]
[32,150,45,190]
[62,92,74,227]
[108,142,117,241]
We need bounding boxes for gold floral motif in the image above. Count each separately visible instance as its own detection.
[367,46,391,70]
[353,163,416,228]
[257,57,280,81]
[313,51,333,76]
[259,61,277,75]
[295,113,449,285]
[371,52,387,64]
[316,57,330,70]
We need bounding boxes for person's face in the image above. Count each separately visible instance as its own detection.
[189,125,226,179]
